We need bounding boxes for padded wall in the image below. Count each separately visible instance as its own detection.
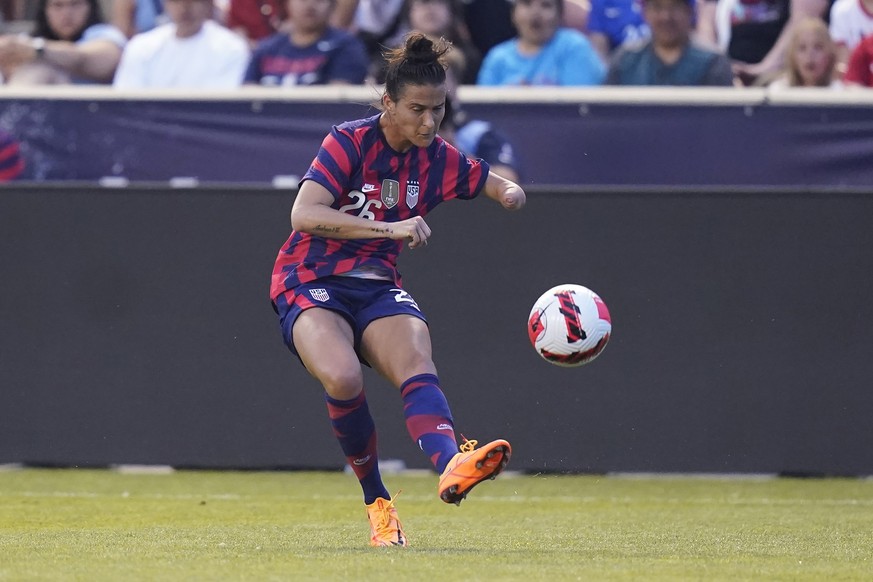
[2,187,872,475]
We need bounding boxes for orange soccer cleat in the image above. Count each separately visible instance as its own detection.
[366,493,409,547]
[438,438,512,505]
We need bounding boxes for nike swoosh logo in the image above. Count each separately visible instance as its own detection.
[530,308,547,332]
[361,184,377,192]
[353,455,371,466]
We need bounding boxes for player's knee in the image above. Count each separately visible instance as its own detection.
[406,346,435,369]
[391,355,437,386]
[319,367,364,400]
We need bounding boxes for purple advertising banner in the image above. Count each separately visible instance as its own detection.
[1,88,872,190]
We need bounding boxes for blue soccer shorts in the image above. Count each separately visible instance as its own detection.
[275,276,428,359]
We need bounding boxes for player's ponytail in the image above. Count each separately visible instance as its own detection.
[383,33,451,103]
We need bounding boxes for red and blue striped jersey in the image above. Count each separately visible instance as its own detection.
[270,113,490,302]
[0,130,24,182]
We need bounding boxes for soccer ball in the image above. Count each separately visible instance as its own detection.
[527,284,612,367]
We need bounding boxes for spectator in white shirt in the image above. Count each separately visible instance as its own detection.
[828,0,873,77]
[113,0,249,88]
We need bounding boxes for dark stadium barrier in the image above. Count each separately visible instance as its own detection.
[2,185,873,475]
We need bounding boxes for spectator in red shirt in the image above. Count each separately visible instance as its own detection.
[844,34,873,87]
[243,0,368,86]
[227,0,288,46]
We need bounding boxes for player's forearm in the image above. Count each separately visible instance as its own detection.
[490,164,520,185]
[42,40,122,82]
[291,203,398,239]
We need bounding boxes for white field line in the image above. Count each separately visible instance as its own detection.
[0,491,242,500]
[2,491,872,507]
[476,495,873,507]
[606,472,779,480]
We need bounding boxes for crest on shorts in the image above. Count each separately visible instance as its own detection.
[309,288,330,302]
[406,180,420,209]
[381,179,400,208]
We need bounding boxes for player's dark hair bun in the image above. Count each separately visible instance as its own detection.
[403,34,439,67]
[382,32,450,102]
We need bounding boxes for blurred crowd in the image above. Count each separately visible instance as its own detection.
[0,0,868,90]
[0,0,867,184]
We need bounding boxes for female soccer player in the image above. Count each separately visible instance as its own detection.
[270,32,526,547]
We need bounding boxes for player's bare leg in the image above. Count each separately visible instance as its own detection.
[293,308,362,399]
[360,314,437,385]
[294,308,407,546]
[362,315,511,505]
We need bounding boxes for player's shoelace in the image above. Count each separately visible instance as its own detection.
[370,491,406,545]
[459,437,478,453]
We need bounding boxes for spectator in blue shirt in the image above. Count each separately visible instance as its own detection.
[606,0,733,85]
[244,0,368,86]
[112,0,166,38]
[477,0,605,86]
[587,0,650,61]
[441,94,522,183]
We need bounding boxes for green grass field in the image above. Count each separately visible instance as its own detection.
[1,468,871,581]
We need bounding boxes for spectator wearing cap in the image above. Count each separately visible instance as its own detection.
[113,0,250,88]
[606,0,733,85]
[477,0,605,86]
[244,0,368,86]
[0,0,126,85]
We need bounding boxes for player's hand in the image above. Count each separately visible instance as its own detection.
[501,183,526,211]
[485,171,526,211]
[393,216,431,249]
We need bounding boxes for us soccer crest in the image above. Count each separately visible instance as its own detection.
[309,288,330,302]
[381,179,400,208]
[406,180,420,209]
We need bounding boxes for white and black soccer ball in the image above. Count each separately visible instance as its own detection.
[527,284,612,367]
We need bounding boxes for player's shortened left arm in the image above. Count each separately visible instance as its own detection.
[484,170,526,211]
